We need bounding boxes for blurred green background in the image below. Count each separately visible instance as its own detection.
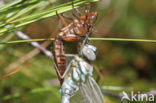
[0,0,156,103]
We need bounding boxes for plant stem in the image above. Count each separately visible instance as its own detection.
[1,38,156,44]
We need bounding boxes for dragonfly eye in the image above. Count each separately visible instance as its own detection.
[88,12,98,25]
[91,15,97,24]
[82,45,97,61]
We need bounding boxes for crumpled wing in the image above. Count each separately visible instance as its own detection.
[70,76,105,103]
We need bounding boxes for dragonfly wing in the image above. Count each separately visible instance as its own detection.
[70,77,105,103]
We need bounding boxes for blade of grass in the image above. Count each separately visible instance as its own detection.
[89,38,156,43]
[6,1,45,22]
[0,0,45,27]
[0,38,52,44]
[0,0,36,12]
[0,0,46,20]
[9,0,84,23]
[0,0,23,12]
[0,33,14,49]
[1,38,156,44]
[0,4,40,28]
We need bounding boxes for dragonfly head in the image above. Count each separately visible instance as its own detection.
[86,12,98,27]
[81,44,97,61]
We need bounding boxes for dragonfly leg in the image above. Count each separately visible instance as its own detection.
[61,59,74,79]
[56,11,68,26]
[85,4,90,15]
[72,2,81,20]
[60,13,73,21]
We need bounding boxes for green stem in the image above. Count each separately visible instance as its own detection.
[1,38,156,44]
[89,38,156,43]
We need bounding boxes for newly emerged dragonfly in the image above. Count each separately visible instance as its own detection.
[59,44,105,103]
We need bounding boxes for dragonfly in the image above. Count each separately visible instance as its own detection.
[59,44,105,103]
